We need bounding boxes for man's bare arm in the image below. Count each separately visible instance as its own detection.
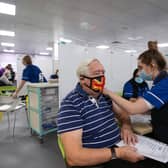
[60,129,143,166]
[60,129,112,166]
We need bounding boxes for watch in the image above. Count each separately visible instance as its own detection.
[110,147,117,160]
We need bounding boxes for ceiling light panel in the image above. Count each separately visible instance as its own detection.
[124,50,137,53]
[128,36,143,41]
[59,37,72,43]
[46,47,53,51]
[1,42,15,47]
[3,49,15,53]
[39,52,49,55]
[0,30,15,37]
[96,45,109,49]
[158,43,168,48]
[0,2,16,15]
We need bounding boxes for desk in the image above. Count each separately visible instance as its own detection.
[132,123,153,135]
[131,114,153,135]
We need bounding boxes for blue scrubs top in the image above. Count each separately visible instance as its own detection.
[143,73,168,109]
[22,64,47,83]
[123,79,149,99]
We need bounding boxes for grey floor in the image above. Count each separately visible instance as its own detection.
[0,108,66,168]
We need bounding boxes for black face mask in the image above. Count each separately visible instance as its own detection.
[82,75,105,93]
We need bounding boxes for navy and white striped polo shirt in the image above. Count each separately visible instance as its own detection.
[57,83,121,148]
[143,73,168,109]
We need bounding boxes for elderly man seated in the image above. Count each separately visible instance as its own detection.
[57,58,164,168]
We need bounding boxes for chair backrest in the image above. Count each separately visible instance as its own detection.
[57,136,66,159]
[57,136,71,168]
[7,98,20,112]
[0,96,20,112]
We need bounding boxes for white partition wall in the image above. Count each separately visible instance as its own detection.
[33,55,53,79]
[110,51,138,92]
[59,43,138,101]
[0,53,18,71]
[59,43,90,101]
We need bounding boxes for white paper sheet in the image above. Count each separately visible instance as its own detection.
[130,114,151,124]
[117,135,168,163]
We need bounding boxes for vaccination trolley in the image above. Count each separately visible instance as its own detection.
[28,83,59,143]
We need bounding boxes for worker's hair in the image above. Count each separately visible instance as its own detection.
[138,49,167,71]
[76,58,99,78]
[133,68,139,78]
[148,41,158,50]
[22,55,32,65]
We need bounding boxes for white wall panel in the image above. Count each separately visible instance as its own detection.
[59,43,138,101]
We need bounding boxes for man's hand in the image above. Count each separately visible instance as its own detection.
[121,125,137,145]
[115,146,144,163]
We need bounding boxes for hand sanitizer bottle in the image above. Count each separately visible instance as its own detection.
[39,73,44,83]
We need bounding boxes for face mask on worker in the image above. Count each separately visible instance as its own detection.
[139,70,152,81]
[83,75,105,92]
[134,76,144,84]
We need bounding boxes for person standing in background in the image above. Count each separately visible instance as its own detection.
[12,55,47,98]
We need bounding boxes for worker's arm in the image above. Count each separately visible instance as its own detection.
[60,129,144,167]
[104,88,150,114]
[12,80,26,98]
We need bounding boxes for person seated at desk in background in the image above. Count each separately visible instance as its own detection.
[103,48,168,147]
[5,64,16,83]
[50,69,59,79]
[0,67,13,86]
[57,58,165,168]
[122,68,149,101]
[12,55,47,98]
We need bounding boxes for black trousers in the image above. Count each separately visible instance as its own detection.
[106,159,167,168]
[71,158,168,168]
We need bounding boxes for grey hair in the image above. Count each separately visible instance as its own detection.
[76,58,99,79]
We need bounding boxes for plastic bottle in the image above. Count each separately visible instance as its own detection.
[39,73,44,83]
